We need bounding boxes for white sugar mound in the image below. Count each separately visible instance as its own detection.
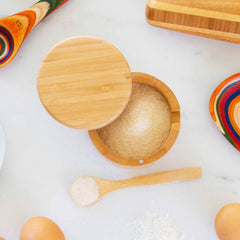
[70,177,99,206]
[131,213,185,240]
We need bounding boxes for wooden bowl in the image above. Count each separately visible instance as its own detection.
[89,72,181,167]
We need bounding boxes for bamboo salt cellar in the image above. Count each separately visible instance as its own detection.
[38,37,181,167]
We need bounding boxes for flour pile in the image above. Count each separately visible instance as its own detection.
[131,213,185,240]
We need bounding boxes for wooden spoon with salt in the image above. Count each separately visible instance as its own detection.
[70,168,202,206]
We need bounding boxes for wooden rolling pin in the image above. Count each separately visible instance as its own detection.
[146,0,240,43]
[0,0,68,68]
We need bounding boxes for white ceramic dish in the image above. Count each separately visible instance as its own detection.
[0,125,5,168]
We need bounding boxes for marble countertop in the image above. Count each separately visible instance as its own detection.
[0,0,240,239]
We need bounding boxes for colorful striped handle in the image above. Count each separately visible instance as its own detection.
[0,0,68,68]
[210,73,240,151]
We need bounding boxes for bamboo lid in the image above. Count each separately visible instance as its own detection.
[37,37,132,130]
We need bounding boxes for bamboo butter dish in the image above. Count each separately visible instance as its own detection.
[37,37,180,167]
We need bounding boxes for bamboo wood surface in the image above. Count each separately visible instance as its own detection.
[38,37,132,130]
[93,168,202,199]
[146,0,240,43]
[89,72,181,167]
[0,0,67,68]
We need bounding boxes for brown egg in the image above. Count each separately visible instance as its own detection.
[20,217,65,240]
[0,238,5,240]
[215,204,240,240]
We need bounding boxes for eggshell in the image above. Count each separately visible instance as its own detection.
[0,238,5,240]
[20,217,65,240]
[215,204,240,240]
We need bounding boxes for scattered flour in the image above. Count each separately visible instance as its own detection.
[70,177,99,206]
[130,213,185,240]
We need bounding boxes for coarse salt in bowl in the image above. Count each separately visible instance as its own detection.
[89,72,181,167]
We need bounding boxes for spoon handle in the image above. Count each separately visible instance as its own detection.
[0,0,68,68]
[117,168,202,189]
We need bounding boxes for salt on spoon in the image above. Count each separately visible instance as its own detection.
[70,168,202,206]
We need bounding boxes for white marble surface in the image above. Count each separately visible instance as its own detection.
[0,0,240,239]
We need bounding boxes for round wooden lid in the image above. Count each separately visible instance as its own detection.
[37,37,132,130]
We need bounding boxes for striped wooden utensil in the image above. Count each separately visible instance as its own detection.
[210,73,240,151]
[0,0,68,68]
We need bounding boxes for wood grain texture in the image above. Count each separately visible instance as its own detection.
[146,0,240,43]
[210,73,240,151]
[0,0,67,68]
[38,37,132,130]
[89,72,181,167]
[93,168,202,199]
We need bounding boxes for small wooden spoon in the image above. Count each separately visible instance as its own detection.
[70,168,202,206]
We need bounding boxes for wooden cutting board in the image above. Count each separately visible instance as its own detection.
[146,0,240,43]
